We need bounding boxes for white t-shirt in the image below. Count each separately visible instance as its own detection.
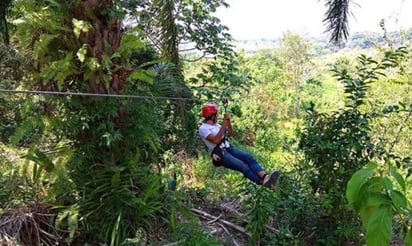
[198,123,222,151]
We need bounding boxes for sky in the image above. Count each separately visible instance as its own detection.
[215,0,412,40]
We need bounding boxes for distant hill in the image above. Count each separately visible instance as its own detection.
[232,30,412,55]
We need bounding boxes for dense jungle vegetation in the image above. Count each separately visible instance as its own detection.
[0,0,411,245]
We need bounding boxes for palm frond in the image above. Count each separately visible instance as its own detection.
[323,0,351,45]
[153,63,192,99]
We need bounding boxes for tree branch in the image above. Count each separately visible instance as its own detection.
[191,208,251,237]
[181,52,206,62]
[218,204,280,234]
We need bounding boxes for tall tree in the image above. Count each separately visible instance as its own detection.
[146,0,193,151]
[129,0,251,152]
[279,31,312,118]
[134,0,249,100]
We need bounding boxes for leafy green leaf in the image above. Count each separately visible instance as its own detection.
[34,34,59,61]
[359,205,378,229]
[405,228,412,246]
[364,193,391,208]
[25,147,55,172]
[390,169,406,193]
[346,166,375,204]
[358,193,391,227]
[382,177,393,192]
[111,169,121,188]
[118,34,144,57]
[390,190,407,210]
[128,69,153,84]
[367,176,384,193]
[72,18,91,39]
[366,205,392,246]
[76,44,88,63]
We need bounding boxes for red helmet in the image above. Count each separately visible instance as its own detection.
[202,103,218,118]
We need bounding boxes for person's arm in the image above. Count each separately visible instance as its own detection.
[223,114,234,136]
[206,120,230,144]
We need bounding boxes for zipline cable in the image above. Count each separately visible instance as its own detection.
[0,89,206,102]
[0,89,251,107]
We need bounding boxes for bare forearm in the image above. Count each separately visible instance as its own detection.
[226,121,234,136]
[223,114,234,136]
[207,125,227,144]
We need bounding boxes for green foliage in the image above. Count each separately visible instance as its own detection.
[56,204,79,242]
[0,43,27,82]
[136,0,232,61]
[299,107,373,194]
[133,0,251,102]
[332,49,406,108]
[151,63,197,153]
[279,31,313,118]
[8,2,172,242]
[243,49,283,84]
[240,49,285,118]
[301,77,324,109]
[0,145,28,206]
[187,54,253,101]
[230,51,286,150]
[346,163,411,246]
[369,86,412,172]
[0,44,27,143]
[298,46,409,243]
[240,182,276,245]
[0,93,20,144]
[24,145,76,204]
[40,53,75,90]
[72,161,164,244]
[164,221,220,246]
[0,143,75,210]
[270,170,321,244]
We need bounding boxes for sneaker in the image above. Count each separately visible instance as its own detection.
[263,171,280,189]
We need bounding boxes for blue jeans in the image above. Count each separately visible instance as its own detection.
[221,147,264,184]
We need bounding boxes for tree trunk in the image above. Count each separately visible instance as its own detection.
[69,0,130,94]
[0,0,11,45]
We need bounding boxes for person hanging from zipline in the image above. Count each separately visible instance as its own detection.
[198,100,279,189]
